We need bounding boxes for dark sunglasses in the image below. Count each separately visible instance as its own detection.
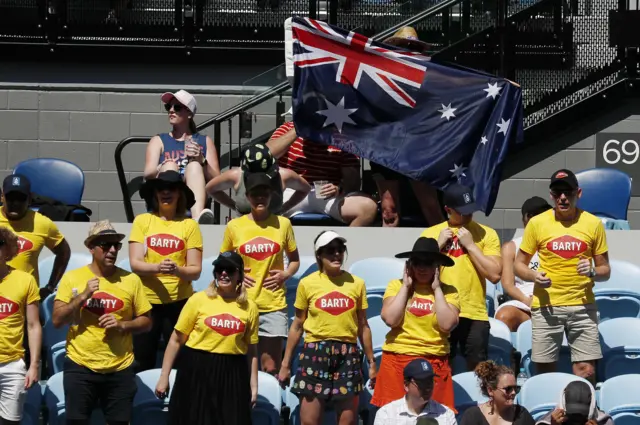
[409,257,436,268]
[551,189,576,198]
[95,241,122,251]
[0,240,5,247]
[164,103,184,113]
[323,245,346,255]
[499,385,521,395]
[215,266,238,275]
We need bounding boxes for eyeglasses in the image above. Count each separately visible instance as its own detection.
[551,189,576,198]
[164,103,184,113]
[323,245,346,255]
[498,385,521,395]
[95,242,122,251]
[215,266,237,275]
[410,379,434,392]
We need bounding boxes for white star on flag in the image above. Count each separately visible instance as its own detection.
[496,118,510,135]
[484,82,502,100]
[281,106,293,117]
[438,103,457,121]
[480,136,488,145]
[316,97,357,133]
[449,163,467,179]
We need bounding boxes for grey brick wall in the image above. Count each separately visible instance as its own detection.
[0,86,637,227]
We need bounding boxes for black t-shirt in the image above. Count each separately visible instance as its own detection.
[460,405,535,425]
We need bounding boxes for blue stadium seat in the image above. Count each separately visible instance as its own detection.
[516,320,572,377]
[575,168,631,220]
[253,372,282,425]
[348,257,404,292]
[488,318,513,367]
[599,318,640,379]
[610,413,640,425]
[41,292,56,326]
[21,383,43,425]
[594,259,640,321]
[486,282,497,317]
[285,256,319,320]
[289,213,343,226]
[38,253,92,288]
[519,373,593,420]
[453,371,488,417]
[43,319,69,377]
[117,259,131,272]
[192,257,215,292]
[15,158,85,206]
[50,341,66,375]
[368,315,390,353]
[366,293,384,318]
[44,372,106,425]
[599,375,640,418]
[131,369,177,425]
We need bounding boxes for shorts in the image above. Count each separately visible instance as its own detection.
[449,318,490,366]
[282,188,345,222]
[63,358,138,422]
[495,300,531,314]
[291,340,363,401]
[0,358,28,422]
[531,304,602,363]
[371,352,455,411]
[259,309,288,338]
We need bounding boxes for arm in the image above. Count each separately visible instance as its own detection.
[144,136,164,180]
[129,242,161,276]
[284,249,300,281]
[279,168,311,213]
[380,288,411,329]
[433,286,459,332]
[340,166,361,194]
[52,297,87,328]
[46,240,71,291]
[466,244,502,283]
[501,242,532,304]
[155,330,188,398]
[205,169,241,212]
[515,250,537,283]
[356,310,375,366]
[203,136,221,181]
[118,312,152,334]
[592,252,611,282]
[247,344,259,405]
[266,126,297,159]
[173,248,202,282]
[26,302,42,385]
[281,308,307,370]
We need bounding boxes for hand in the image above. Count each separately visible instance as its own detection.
[24,365,38,389]
[437,228,453,248]
[319,183,339,199]
[263,270,288,291]
[550,408,567,425]
[277,365,291,389]
[82,277,100,299]
[402,263,413,289]
[368,362,378,388]
[185,139,201,159]
[155,375,170,399]
[98,313,123,331]
[243,268,256,289]
[457,227,474,248]
[159,259,178,275]
[577,257,593,277]
[534,271,552,288]
[431,268,441,291]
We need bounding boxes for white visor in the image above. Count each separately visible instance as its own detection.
[314,231,347,252]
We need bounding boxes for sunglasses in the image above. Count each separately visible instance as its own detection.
[551,189,576,198]
[215,266,238,275]
[164,103,184,113]
[323,245,346,255]
[95,241,122,251]
[498,385,521,395]
[409,257,436,268]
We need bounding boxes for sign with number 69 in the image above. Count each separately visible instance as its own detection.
[596,133,640,195]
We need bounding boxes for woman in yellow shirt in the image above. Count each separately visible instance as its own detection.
[371,237,460,411]
[278,230,376,425]
[220,171,300,375]
[155,251,258,425]
[129,171,203,371]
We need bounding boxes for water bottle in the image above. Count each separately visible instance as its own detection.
[517,368,528,387]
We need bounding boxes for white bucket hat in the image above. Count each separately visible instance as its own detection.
[161,89,197,115]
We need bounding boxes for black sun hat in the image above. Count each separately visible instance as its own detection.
[395,237,454,267]
[139,171,196,209]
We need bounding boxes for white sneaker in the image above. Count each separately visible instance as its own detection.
[197,209,215,225]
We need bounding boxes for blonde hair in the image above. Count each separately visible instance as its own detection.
[205,278,248,305]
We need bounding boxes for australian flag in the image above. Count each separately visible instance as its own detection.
[290,17,524,215]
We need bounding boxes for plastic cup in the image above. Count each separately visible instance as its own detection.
[314,180,329,199]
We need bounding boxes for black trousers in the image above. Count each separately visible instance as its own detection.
[133,299,188,372]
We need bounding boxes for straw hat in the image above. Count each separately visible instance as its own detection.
[383,27,432,53]
[84,220,125,248]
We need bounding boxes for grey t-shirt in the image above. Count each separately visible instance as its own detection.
[231,170,284,214]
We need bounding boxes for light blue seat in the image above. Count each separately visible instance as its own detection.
[43,319,69,377]
[599,318,640,379]
[348,257,404,292]
[41,292,56,326]
[44,372,106,425]
[50,341,66,375]
[575,168,632,220]
[599,374,640,418]
[21,383,43,425]
[366,293,383,319]
[594,260,640,321]
[192,257,215,292]
[368,315,390,353]
[285,256,319,320]
[611,413,640,425]
[253,372,282,425]
[38,253,92,288]
[453,371,488,417]
[488,318,513,366]
[519,373,593,420]
[131,369,177,425]
[117,259,131,272]
[516,319,572,377]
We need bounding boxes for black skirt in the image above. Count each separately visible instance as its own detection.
[169,346,252,425]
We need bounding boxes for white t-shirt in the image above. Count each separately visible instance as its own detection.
[512,236,537,298]
[374,398,457,425]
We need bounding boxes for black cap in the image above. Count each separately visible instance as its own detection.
[213,251,244,271]
[403,359,435,381]
[443,183,477,215]
[550,169,579,190]
[2,174,31,197]
[245,172,273,192]
[521,196,552,217]
[564,381,592,417]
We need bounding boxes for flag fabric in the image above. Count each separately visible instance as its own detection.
[290,17,524,215]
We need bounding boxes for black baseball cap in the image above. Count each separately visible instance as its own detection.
[213,251,244,271]
[404,359,435,381]
[245,172,272,192]
[2,174,31,197]
[521,196,552,217]
[550,169,579,191]
[443,183,478,215]
[564,381,592,417]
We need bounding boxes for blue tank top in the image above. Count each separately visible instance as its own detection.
[158,133,207,175]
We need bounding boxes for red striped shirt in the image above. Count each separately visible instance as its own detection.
[273,122,360,184]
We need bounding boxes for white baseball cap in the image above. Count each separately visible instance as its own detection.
[314,231,347,252]
[161,90,197,115]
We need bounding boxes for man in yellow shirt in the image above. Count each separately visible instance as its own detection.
[421,183,502,371]
[1,174,71,299]
[516,169,610,382]
[52,221,152,425]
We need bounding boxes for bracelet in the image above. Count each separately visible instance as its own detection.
[588,268,596,278]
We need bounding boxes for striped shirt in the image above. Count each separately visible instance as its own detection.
[373,398,458,425]
[272,122,360,185]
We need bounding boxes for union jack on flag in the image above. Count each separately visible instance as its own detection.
[292,17,428,108]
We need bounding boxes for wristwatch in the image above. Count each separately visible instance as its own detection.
[588,268,596,278]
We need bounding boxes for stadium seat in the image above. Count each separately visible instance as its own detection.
[453,371,487,417]
[519,373,593,420]
[117,259,131,272]
[599,318,640,379]
[45,371,106,425]
[348,257,404,291]
[486,282,497,317]
[43,319,69,377]
[14,158,85,206]
[289,213,343,226]
[516,320,572,377]
[285,256,319,320]
[599,374,640,417]
[575,168,632,220]
[131,369,177,425]
[50,341,66,375]
[41,292,56,326]
[253,372,282,425]
[610,413,640,425]
[192,257,215,292]
[366,293,384,318]
[594,259,640,321]
[21,383,43,425]
[488,317,513,367]
[368,315,390,352]
[38,253,92,289]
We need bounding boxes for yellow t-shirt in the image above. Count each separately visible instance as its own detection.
[220,214,297,313]
[294,271,367,344]
[175,291,259,355]
[56,266,152,373]
[129,213,203,304]
[519,209,608,308]
[421,221,500,321]
[0,269,40,363]
[0,210,65,283]
[382,280,460,357]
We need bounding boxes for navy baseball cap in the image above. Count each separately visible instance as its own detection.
[404,359,435,381]
[213,251,244,271]
[2,174,31,196]
[550,169,579,190]
[443,183,478,215]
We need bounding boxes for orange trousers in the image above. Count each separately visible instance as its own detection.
[370,351,456,412]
